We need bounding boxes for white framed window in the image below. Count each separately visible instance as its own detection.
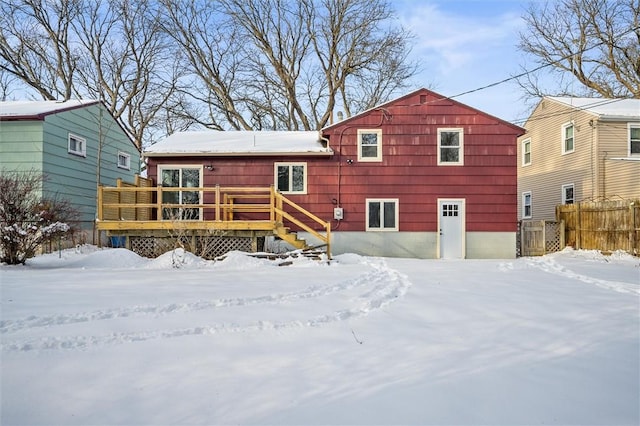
[68,133,86,157]
[522,191,532,219]
[275,163,307,194]
[522,138,531,166]
[562,122,574,154]
[158,165,203,220]
[357,129,382,162]
[437,128,464,165]
[562,184,574,205]
[629,123,640,156]
[366,198,398,231]
[117,151,131,170]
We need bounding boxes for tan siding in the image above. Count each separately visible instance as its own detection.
[517,99,599,220]
[597,122,640,199]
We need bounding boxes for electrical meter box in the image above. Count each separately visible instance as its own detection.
[333,207,344,220]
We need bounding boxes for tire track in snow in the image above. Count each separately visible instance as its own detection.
[2,258,411,352]
[1,262,379,334]
[526,257,639,295]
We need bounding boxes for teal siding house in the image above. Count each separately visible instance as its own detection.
[0,100,140,243]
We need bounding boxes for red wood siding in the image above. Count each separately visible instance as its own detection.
[147,88,523,233]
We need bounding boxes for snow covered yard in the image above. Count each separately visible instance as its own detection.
[1,247,638,425]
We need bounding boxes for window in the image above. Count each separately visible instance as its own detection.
[438,128,464,165]
[366,199,398,231]
[68,134,86,157]
[522,138,531,166]
[522,192,532,219]
[117,152,131,170]
[562,184,574,205]
[562,122,574,154]
[357,129,382,162]
[630,124,640,156]
[159,166,202,220]
[275,163,306,194]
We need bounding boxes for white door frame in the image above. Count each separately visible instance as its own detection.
[437,198,466,259]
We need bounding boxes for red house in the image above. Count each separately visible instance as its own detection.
[144,88,524,259]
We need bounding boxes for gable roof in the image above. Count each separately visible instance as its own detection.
[144,130,333,157]
[546,97,640,121]
[322,87,525,134]
[0,99,101,121]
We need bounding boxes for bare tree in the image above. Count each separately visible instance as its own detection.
[160,0,418,131]
[0,0,180,148]
[518,0,640,98]
[0,0,82,100]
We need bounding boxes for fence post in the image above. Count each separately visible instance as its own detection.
[631,202,636,254]
[576,202,581,250]
[560,220,565,250]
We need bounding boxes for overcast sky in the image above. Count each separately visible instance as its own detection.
[396,0,536,124]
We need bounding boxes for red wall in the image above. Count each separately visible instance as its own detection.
[147,89,523,233]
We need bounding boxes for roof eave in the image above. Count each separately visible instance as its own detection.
[143,150,334,159]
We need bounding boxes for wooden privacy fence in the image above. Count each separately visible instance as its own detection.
[519,220,565,256]
[556,199,640,255]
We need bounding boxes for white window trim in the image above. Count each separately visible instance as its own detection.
[117,151,131,170]
[629,123,640,157]
[522,138,531,166]
[157,165,204,221]
[522,191,532,219]
[561,121,575,155]
[274,162,307,194]
[357,129,383,162]
[562,183,574,205]
[365,198,399,232]
[437,128,464,166]
[68,133,86,157]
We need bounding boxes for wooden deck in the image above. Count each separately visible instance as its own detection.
[96,181,331,258]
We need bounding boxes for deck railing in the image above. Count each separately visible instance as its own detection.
[96,184,331,254]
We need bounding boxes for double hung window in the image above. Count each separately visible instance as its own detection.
[629,124,640,156]
[522,138,531,165]
[522,192,532,219]
[562,184,574,205]
[438,128,464,165]
[562,122,574,154]
[357,129,382,162]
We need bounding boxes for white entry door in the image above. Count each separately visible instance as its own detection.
[438,199,465,259]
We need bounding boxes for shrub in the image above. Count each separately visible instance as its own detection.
[0,170,77,265]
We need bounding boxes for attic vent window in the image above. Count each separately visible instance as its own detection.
[117,151,131,170]
[420,95,427,104]
[68,134,86,157]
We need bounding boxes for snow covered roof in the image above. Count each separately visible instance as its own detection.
[0,99,100,120]
[547,97,640,120]
[144,130,333,157]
